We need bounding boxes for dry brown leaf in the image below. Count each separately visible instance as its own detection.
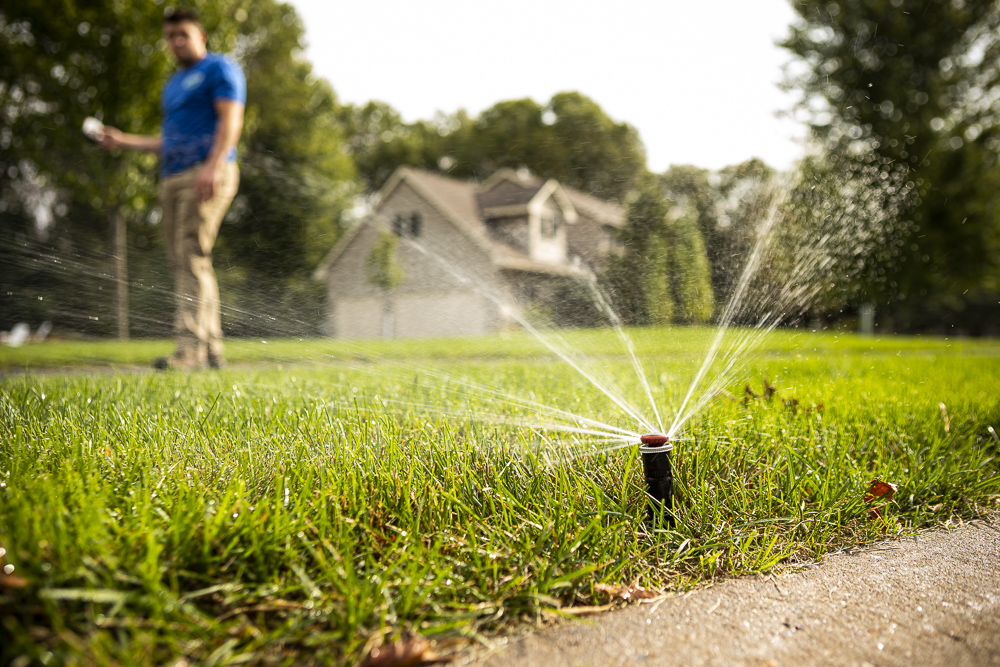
[0,573,28,588]
[594,582,663,602]
[762,378,776,402]
[864,479,898,504]
[361,635,449,667]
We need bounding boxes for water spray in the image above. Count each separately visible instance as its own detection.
[639,433,673,527]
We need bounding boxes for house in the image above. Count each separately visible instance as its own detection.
[313,167,625,339]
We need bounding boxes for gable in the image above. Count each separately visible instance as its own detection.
[321,179,499,298]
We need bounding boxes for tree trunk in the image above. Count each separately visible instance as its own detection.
[381,290,395,338]
[112,206,129,340]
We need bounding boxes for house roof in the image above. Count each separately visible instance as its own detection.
[314,166,625,282]
[398,168,486,238]
[476,175,545,210]
[480,168,625,227]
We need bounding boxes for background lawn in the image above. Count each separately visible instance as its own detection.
[2,328,999,665]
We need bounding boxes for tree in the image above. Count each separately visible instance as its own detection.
[642,234,674,325]
[780,0,1000,331]
[605,176,713,326]
[669,208,714,324]
[367,230,404,338]
[1,0,173,336]
[1,0,356,337]
[344,92,648,202]
[660,160,772,316]
[214,1,357,336]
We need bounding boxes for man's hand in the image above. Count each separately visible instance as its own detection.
[98,126,123,150]
[195,161,224,202]
[98,126,162,154]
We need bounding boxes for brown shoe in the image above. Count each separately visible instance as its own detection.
[153,354,201,371]
[207,351,226,370]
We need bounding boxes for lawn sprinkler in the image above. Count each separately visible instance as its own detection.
[639,433,674,527]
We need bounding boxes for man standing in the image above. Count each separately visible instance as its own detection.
[101,8,245,370]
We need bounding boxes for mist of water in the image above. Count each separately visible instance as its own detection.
[2,151,915,459]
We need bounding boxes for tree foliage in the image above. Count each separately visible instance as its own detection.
[1,0,356,336]
[366,231,404,292]
[607,176,713,325]
[343,92,648,202]
[780,0,1000,331]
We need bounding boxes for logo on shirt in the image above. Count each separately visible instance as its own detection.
[182,71,205,90]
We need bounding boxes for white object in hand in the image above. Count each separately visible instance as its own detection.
[82,116,104,143]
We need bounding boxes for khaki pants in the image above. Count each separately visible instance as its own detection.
[160,162,239,367]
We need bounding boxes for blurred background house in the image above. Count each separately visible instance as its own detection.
[313,167,624,338]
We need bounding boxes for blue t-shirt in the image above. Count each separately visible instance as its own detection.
[160,52,246,176]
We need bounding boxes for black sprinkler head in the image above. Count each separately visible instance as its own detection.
[639,433,674,527]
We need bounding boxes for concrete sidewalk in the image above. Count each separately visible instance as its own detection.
[478,519,1000,666]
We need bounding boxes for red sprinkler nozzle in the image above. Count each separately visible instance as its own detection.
[640,433,670,447]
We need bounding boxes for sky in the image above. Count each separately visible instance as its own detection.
[288,0,807,173]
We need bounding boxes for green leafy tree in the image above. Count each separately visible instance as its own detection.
[607,176,714,326]
[366,230,405,292]
[0,0,173,336]
[215,1,356,336]
[367,230,405,338]
[345,92,648,201]
[669,208,714,324]
[1,0,356,337]
[337,100,434,194]
[659,160,770,316]
[780,0,1000,331]
[642,234,674,325]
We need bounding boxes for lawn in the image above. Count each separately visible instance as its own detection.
[1,328,999,665]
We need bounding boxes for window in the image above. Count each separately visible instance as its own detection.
[540,214,560,239]
[392,212,421,237]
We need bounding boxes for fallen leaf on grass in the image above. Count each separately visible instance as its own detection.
[762,378,776,402]
[864,479,897,504]
[361,635,450,667]
[0,573,28,589]
[593,582,663,602]
[864,478,898,521]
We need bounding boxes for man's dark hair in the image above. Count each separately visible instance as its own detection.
[163,7,203,28]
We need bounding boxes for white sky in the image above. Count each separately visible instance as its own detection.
[288,0,807,173]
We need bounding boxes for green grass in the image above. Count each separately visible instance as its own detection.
[2,328,999,665]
